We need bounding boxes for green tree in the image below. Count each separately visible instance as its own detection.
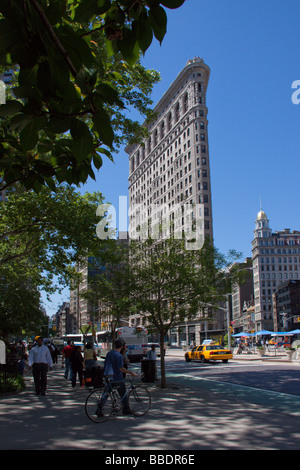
[128,237,241,388]
[0,263,47,340]
[82,239,131,344]
[0,185,108,339]
[0,185,105,286]
[0,0,185,192]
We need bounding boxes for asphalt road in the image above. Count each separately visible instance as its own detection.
[163,357,300,396]
[159,356,300,418]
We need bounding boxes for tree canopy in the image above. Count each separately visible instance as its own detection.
[0,184,107,339]
[82,239,131,341]
[0,0,185,192]
[125,237,241,387]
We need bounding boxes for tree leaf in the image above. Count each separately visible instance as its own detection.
[148,6,167,43]
[46,115,72,134]
[0,100,23,118]
[117,27,140,66]
[74,0,110,23]
[20,118,41,151]
[96,82,123,107]
[159,0,185,8]
[0,19,20,55]
[93,153,103,170]
[92,104,114,148]
[133,13,153,54]
[97,146,114,162]
[70,118,94,162]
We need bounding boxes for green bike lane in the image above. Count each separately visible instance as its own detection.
[165,369,300,418]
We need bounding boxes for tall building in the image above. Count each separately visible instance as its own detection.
[69,261,89,332]
[272,281,300,332]
[230,258,254,333]
[126,57,213,246]
[125,58,217,346]
[252,210,300,331]
[69,237,129,334]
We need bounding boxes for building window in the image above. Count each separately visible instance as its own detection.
[175,102,180,122]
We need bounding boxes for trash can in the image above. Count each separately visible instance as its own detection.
[141,359,156,382]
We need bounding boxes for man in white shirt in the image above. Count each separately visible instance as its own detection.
[146,344,157,361]
[29,337,53,395]
[146,345,158,380]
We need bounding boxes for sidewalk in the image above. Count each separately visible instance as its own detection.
[1,362,300,450]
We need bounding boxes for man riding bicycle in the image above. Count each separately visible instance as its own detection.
[103,338,138,414]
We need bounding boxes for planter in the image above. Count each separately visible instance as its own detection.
[285,350,294,360]
[257,348,265,356]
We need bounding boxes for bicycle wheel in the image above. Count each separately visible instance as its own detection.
[85,389,113,423]
[128,385,151,416]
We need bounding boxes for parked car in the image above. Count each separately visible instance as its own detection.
[185,344,233,363]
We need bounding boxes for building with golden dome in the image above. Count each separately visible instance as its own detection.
[252,209,300,331]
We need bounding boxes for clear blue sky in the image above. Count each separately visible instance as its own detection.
[43,0,300,316]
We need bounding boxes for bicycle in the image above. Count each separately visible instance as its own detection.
[85,377,151,423]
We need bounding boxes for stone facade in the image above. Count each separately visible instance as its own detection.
[126,57,213,245]
[252,210,300,330]
[125,58,219,346]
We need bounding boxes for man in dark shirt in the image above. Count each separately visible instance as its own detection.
[104,339,137,414]
[62,340,74,379]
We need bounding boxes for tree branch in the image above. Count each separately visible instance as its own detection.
[28,0,78,78]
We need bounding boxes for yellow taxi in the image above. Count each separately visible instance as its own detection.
[185,344,233,363]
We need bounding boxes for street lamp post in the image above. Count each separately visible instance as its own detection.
[201,300,231,350]
[280,312,299,331]
[226,295,231,351]
[207,266,253,350]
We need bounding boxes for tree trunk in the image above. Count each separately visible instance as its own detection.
[159,332,166,388]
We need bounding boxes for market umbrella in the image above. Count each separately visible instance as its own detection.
[232,332,251,337]
[287,329,300,335]
[271,332,294,336]
[254,330,275,335]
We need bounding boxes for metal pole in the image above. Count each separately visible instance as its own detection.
[227,296,231,351]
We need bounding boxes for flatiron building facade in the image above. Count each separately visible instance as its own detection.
[126,57,213,247]
[126,58,219,345]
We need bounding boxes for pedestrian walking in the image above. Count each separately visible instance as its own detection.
[50,342,59,364]
[70,345,84,388]
[62,340,74,379]
[28,337,53,396]
[84,343,97,369]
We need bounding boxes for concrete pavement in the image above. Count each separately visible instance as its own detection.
[1,355,300,450]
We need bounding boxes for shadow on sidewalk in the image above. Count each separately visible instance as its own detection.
[0,366,300,450]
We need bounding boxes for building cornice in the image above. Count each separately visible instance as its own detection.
[125,58,210,156]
